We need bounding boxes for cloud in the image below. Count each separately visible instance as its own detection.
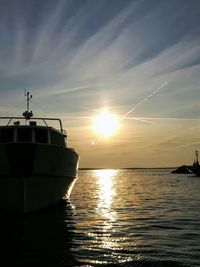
[0,0,199,123]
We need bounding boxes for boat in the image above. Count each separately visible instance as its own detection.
[190,150,200,176]
[171,150,200,176]
[171,165,193,174]
[0,92,79,213]
[191,167,200,176]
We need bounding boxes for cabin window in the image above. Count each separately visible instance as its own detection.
[35,129,48,144]
[17,128,32,142]
[50,130,64,146]
[0,128,14,143]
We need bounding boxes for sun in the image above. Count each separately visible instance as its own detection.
[93,110,119,137]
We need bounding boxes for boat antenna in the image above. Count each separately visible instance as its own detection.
[23,89,33,120]
[195,150,199,166]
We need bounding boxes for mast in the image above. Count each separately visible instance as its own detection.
[23,90,33,120]
[195,150,199,166]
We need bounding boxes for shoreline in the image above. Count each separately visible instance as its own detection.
[78,167,176,170]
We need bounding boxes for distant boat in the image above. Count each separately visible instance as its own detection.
[171,165,193,174]
[172,150,200,176]
[191,167,200,176]
[0,92,79,213]
[190,150,200,176]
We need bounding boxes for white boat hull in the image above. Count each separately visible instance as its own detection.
[0,143,79,213]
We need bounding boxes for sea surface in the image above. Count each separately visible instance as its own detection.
[0,169,200,267]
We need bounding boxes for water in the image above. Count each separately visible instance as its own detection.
[0,169,200,266]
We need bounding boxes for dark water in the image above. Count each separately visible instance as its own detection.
[0,169,200,266]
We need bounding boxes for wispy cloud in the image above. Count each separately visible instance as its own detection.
[0,0,200,166]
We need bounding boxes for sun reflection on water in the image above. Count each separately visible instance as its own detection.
[92,169,119,253]
[73,169,140,264]
[94,169,117,221]
[92,170,133,263]
[95,170,117,221]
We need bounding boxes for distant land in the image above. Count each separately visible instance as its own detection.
[79,167,176,170]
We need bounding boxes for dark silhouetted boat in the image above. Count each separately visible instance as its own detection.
[190,149,200,176]
[172,150,200,176]
[0,92,79,213]
[171,165,193,174]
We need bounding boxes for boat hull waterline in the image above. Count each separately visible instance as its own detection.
[0,175,77,213]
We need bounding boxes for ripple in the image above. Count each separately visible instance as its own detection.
[1,169,199,266]
[70,170,200,266]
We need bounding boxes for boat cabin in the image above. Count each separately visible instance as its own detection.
[0,91,67,147]
[0,125,66,147]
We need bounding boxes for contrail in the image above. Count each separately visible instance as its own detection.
[58,115,200,122]
[122,82,168,118]
[60,115,156,125]
[124,116,200,121]
[123,117,156,125]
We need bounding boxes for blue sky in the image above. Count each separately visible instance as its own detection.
[0,0,200,167]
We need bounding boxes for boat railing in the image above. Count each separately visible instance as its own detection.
[0,116,64,133]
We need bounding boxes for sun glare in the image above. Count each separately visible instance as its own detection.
[93,111,119,137]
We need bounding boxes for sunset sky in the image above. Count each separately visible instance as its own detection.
[0,0,200,168]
